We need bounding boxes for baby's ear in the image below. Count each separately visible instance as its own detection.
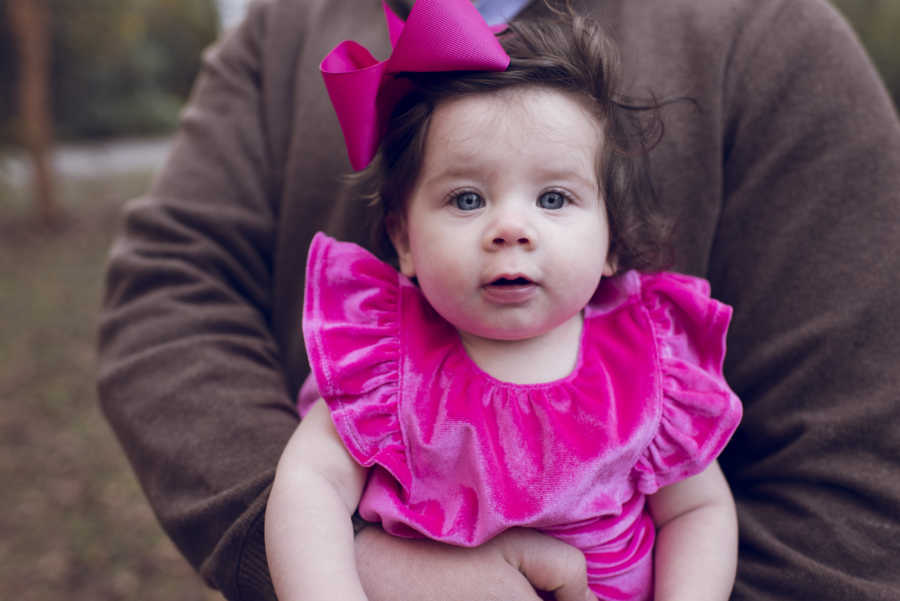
[602,255,617,277]
[386,215,416,278]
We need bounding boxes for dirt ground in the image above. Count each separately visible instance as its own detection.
[0,169,223,601]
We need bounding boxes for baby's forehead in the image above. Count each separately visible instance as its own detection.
[435,85,601,126]
[424,87,605,166]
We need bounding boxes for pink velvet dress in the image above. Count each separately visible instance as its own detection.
[298,233,742,601]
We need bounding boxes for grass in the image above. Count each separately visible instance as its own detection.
[0,169,223,600]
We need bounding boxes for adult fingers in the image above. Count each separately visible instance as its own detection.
[494,528,597,601]
[355,526,545,601]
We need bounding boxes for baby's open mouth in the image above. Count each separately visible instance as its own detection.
[489,277,532,286]
[482,275,538,303]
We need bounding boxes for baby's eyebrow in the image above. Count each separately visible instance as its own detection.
[418,161,599,195]
[532,167,598,192]
[420,163,491,188]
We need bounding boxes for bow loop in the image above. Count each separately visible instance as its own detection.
[321,0,510,171]
[385,2,405,47]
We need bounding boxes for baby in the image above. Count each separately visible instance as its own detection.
[266,2,742,600]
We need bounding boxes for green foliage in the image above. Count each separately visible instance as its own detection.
[0,0,218,142]
[50,0,219,138]
[830,0,900,110]
[1,1,896,143]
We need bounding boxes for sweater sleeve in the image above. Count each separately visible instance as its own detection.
[711,1,900,599]
[97,3,298,600]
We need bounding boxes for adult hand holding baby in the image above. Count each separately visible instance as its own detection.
[356,526,596,601]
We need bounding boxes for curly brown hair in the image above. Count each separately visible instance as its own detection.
[351,9,672,274]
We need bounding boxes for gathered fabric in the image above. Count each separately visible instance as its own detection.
[299,233,742,600]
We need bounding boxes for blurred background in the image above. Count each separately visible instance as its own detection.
[0,1,897,600]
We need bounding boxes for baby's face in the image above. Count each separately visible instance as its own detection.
[390,86,614,345]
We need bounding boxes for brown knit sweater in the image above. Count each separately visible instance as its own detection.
[97,0,900,599]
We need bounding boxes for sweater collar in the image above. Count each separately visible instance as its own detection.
[388,0,531,24]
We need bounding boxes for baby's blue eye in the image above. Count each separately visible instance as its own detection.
[454,192,485,211]
[538,191,567,210]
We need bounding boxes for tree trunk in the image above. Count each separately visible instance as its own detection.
[8,0,59,225]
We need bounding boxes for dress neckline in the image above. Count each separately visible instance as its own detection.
[440,309,591,390]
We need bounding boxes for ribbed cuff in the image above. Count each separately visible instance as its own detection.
[235,504,277,601]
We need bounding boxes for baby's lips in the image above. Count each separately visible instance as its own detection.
[485,271,535,286]
[489,276,533,286]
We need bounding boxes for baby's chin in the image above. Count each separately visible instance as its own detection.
[427,297,584,347]
[452,318,574,345]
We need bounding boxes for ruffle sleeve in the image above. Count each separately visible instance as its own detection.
[302,233,411,488]
[632,272,742,494]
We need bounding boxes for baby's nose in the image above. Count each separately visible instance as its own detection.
[485,213,535,249]
[491,232,531,246]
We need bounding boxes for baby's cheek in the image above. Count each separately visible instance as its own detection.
[418,278,480,333]
[418,257,467,293]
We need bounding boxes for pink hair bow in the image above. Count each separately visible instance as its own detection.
[320,0,511,171]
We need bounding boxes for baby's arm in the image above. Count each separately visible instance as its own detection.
[265,399,369,601]
[647,461,738,601]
